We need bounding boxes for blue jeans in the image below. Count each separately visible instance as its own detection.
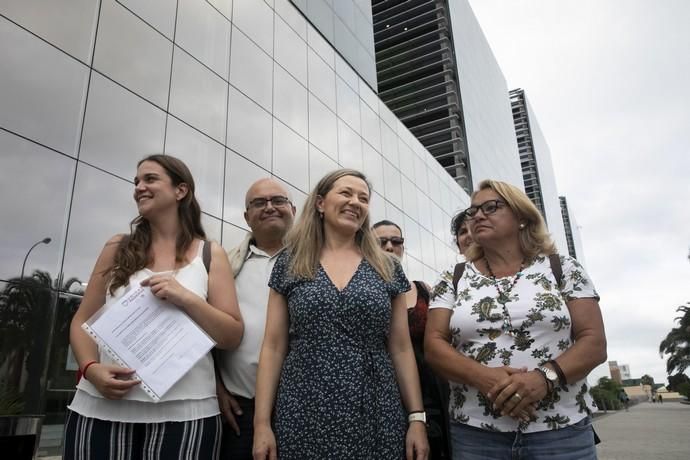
[450,417,597,460]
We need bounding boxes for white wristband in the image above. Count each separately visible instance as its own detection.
[408,412,426,423]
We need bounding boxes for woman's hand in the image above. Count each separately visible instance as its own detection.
[85,363,140,399]
[488,370,549,419]
[252,424,278,460]
[474,365,525,397]
[142,274,196,307]
[406,421,429,460]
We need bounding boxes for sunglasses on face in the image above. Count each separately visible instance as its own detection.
[378,236,405,247]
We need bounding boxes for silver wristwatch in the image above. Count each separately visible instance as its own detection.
[537,366,559,390]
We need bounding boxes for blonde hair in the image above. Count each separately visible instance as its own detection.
[286,169,394,281]
[465,179,556,262]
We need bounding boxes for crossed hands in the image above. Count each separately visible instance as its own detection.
[478,366,549,423]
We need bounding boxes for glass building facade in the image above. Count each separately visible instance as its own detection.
[446,0,523,191]
[370,0,523,194]
[0,1,469,454]
[509,88,568,253]
[559,196,586,267]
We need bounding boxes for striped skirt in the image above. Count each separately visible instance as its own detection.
[63,410,222,460]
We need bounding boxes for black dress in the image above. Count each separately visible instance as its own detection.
[408,281,451,459]
[268,251,411,459]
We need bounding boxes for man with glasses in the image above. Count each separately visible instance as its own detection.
[372,219,406,258]
[217,178,296,459]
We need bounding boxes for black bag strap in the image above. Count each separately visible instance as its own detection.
[202,239,222,376]
[202,240,212,273]
[452,262,466,293]
[549,253,562,288]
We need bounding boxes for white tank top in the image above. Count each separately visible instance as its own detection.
[69,241,219,422]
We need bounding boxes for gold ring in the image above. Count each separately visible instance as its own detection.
[511,392,522,402]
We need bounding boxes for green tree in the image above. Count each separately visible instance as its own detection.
[677,382,690,399]
[667,373,690,392]
[659,303,690,376]
[640,374,655,386]
[589,377,623,410]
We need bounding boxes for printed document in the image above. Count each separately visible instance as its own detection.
[82,285,215,401]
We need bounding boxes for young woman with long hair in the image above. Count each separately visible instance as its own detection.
[252,169,429,460]
[64,154,243,460]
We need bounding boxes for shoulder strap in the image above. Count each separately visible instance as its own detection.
[452,262,466,293]
[413,280,430,303]
[549,253,562,288]
[202,240,212,274]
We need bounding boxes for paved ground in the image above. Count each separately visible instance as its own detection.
[594,401,690,460]
[38,401,690,459]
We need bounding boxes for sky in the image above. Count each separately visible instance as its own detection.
[467,0,690,385]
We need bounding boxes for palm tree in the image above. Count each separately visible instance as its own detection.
[659,303,690,375]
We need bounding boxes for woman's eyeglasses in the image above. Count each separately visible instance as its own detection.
[464,199,506,219]
[378,236,404,247]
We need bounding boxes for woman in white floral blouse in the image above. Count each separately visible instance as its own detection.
[425,179,607,460]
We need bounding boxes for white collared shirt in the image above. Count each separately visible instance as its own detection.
[219,244,280,398]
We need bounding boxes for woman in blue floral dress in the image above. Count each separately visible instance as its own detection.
[252,169,429,460]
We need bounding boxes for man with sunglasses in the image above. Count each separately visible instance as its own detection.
[372,220,451,460]
[217,178,296,459]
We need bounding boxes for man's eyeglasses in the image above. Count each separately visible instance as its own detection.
[378,236,405,247]
[247,196,291,210]
[464,199,506,219]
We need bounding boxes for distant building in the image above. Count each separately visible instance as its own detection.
[559,196,588,266]
[609,361,623,384]
[372,0,523,193]
[619,364,632,380]
[559,196,577,258]
[510,88,567,251]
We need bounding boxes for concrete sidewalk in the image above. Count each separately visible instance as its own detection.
[594,401,690,460]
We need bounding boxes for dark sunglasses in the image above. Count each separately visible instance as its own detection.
[378,236,404,247]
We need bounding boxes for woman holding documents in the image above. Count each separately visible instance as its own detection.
[252,169,429,460]
[64,155,243,460]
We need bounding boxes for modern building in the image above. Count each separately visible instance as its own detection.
[0,1,470,454]
[559,196,578,259]
[609,361,623,384]
[371,0,523,193]
[619,364,632,380]
[510,88,568,252]
[559,195,587,264]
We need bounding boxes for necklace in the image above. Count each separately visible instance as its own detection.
[485,257,525,336]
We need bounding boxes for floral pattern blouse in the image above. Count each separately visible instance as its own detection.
[429,254,600,433]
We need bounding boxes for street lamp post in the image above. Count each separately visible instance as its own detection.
[20,237,52,281]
